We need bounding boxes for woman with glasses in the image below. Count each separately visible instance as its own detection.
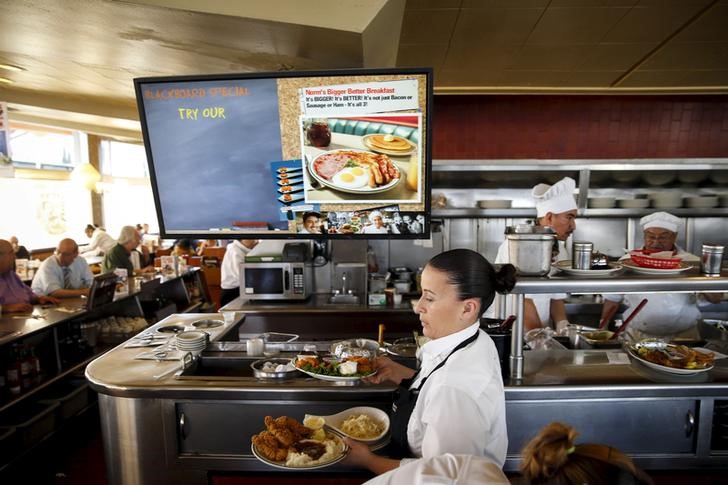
[600,211,722,339]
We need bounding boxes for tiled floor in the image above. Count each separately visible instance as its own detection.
[1,404,107,485]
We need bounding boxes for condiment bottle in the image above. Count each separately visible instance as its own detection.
[572,242,594,270]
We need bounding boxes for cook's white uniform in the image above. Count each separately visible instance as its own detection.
[605,248,702,337]
[407,322,507,467]
[488,238,570,325]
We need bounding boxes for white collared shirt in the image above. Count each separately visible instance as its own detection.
[364,453,509,485]
[406,322,508,467]
[220,241,253,290]
[81,228,116,256]
[31,256,94,296]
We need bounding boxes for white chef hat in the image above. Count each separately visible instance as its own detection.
[369,210,383,219]
[532,177,578,217]
[640,211,681,232]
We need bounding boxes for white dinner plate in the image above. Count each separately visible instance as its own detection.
[622,259,693,275]
[553,260,623,276]
[627,346,713,375]
[307,149,401,194]
[295,365,377,382]
[251,433,348,470]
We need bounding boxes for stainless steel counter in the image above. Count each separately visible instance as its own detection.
[512,267,728,295]
[222,294,416,312]
[506,270,728,380]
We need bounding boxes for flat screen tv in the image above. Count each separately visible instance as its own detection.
[134,67,432,239]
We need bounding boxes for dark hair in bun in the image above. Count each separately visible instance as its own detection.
[426,248,516,316]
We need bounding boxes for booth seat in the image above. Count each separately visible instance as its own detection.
[327,118,419,144]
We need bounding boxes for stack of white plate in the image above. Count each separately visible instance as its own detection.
[643,171,676,186]
[649,192,683,208]
[685,195,718,208]
[477,200,512,209]
[588,197,616,208]
[617,198,650,208]
[176,331,208,353]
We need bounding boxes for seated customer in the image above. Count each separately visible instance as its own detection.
[31,238,94,298]
[172,239,196,257]
[0,239,59,313]
[520,422,652,484]
[102,226,154,276]
[9,236,30,260]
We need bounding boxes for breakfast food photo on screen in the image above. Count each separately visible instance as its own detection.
[300,114,422,204]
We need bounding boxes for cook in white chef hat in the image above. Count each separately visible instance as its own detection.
[639,211,681,233]
[532,177,578,217]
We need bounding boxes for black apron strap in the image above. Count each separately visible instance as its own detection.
[388,330,479,458]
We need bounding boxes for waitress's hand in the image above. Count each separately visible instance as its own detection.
[364,356,415,385]
[342,437,374,468]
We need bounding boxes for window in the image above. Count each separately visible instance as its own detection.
[98,140,158,235]
[8,124,78,169]
[100,140,148,178]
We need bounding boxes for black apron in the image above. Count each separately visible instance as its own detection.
[388,331,479,458]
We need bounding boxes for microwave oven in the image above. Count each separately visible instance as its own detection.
[240,262,311,300]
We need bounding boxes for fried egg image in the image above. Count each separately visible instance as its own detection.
[332,166,368,189]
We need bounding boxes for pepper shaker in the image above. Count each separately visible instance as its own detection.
[701,243,724,276]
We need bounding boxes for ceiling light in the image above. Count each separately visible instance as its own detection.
[0,63,24,72]
[71,163,102,191]
[0,77,13,84]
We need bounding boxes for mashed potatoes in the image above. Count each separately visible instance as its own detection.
[285,435,344,467]
[340,414,384,439]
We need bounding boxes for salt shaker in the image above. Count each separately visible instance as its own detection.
[701,243,724,276]
[572,242,594,270]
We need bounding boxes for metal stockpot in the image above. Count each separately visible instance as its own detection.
[506,225,556,276]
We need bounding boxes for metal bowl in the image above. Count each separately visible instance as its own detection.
[192,319,224,329]
[330,339,380,359]
[384,337,418,358]
[157,324,186,334]
[251,358,300,379]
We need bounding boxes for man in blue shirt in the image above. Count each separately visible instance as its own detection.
[31,238,94,298]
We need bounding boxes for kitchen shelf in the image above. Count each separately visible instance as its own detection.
[433,158,728,172]
[433,207,728,218]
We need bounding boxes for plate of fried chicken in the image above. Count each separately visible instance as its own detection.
[251,415,349,469]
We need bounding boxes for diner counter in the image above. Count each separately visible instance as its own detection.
[0,271,200,345]
[222,294,417,313]
[86,311,728,482]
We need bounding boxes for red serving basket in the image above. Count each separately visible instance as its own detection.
[629,250,682,269]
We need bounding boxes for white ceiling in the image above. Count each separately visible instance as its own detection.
[1,0,726,142]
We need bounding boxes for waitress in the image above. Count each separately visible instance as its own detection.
[345,249,516,474]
